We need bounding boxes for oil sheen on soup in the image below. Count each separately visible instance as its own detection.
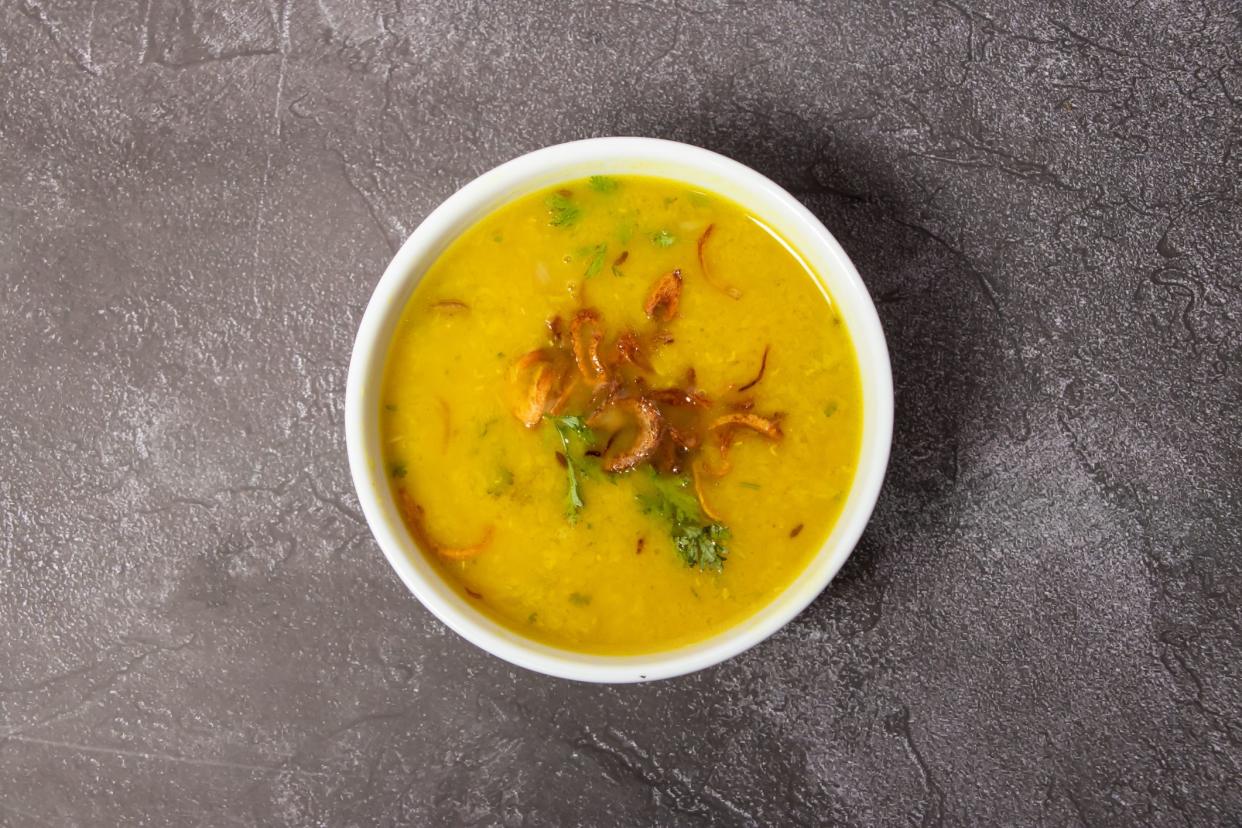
[380,175,862,654]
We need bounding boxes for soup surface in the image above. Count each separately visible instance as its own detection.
[380,175,862,654]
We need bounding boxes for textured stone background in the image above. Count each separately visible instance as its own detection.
[2,0,1240,824]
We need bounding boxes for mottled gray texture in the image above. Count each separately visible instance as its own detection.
[1,0,1240,824]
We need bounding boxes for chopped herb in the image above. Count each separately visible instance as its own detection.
[589,175,619,193]
[391,462,407,478]
[583,243,608,279]
[790,523,804,538]
[663,196,678,207]
[686,190,711,207]
[546,192,581,227]
[528,612,538,624]
[738,482,761,491]
[486,466,514,497]
[612,266,624,278]
[612,249,628,278]
[636,472,731,572]
[823,401,839,418]
[568,592,592,606]
[384,403,397,412]
[736,345,770,393]
[545,414,595,523]
[651,229,676,248]
[618,221,634,244]
[550,413,593,442]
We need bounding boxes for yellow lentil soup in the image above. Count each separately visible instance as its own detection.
[380,175,862,654]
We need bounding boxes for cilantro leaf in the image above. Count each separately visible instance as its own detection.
[550,414,593,442]
[583,243,608,279]
[686,190,711,207]
[589,175,619,193]
[651,229,676,247]
[636,473,731,571]
[545,415,595,523]
[546,193,581,227]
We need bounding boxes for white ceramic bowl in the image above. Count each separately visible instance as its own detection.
[346,137,892,683]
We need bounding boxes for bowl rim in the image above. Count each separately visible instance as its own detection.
[345,136,893,682]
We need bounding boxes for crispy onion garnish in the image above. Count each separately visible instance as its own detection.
[571,308,609,383]
[692,460,725,522]
[587,375,621,419]
[709,412,784,441]
[615,329,653,371]
[735,345,770,392]
[548,371,579,415]
[643,269,683,321]
[697,224,741,299]
[397,489,494,560]
[509,348,572,427]
[589,397,664,472]
[649,387,712,408]
[436,526,496,560]
[665,422,701,451]
[697,412,784,477]
[547,314,565,346]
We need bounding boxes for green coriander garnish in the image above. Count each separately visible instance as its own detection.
[568,592,592,606]
[738,482,761,491]
[391,462,407,478]
[589,175,618,193]
[636,472,731,571]
[545,414,595,523]
[823,401,839,418]
[651,229,676,247]
[546,192,581,227]
[583,243,608,278]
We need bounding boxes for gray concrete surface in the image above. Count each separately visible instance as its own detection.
[2,0,1241,824]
